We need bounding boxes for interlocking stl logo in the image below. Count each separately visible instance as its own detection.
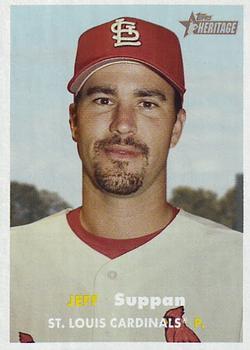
[111,18,142,47]
[180,12,238,37]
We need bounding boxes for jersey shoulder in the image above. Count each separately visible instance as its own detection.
[11,208,72,235]
[178,208,242,237]
[171,209,243,274]
[11,209,74,250]
[173,209,243,259]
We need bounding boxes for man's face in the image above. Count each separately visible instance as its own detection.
[70,62,185,196]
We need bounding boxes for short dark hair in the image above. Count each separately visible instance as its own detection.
[174,90,182,114]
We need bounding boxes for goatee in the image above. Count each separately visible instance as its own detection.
[93,135,149,195]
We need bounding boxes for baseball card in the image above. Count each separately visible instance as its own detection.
[0,1,249,349]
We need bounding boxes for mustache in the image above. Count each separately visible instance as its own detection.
[94,134,149,156]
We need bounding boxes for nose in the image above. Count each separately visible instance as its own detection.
[109,103,137,135]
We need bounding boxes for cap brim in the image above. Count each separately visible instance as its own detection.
[67,57,186,98]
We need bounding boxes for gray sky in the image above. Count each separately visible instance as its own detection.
[11,5,243,207]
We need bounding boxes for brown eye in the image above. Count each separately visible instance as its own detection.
[94,97,113,105]
[139,101,158,110]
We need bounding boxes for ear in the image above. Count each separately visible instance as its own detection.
[69,103,78,142]
[170,109,186,148]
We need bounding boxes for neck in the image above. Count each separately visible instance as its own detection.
[79,171,174,239]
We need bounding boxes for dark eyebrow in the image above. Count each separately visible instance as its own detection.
[133,88,167,101]
[81,86,167,101]
[85,86,117,96]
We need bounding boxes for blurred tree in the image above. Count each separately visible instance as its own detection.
[39,190,70,216]
[218,187,237,229]
[11,181,71,227]
[170,184,242,231]
[170,187,220,222]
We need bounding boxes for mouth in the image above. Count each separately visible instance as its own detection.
[104,145,142,160]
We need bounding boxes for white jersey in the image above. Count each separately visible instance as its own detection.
[10,209,242,342]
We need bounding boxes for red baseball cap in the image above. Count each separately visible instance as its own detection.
[67,17,185,99]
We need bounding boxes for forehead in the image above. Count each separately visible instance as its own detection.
[80,62,175,95]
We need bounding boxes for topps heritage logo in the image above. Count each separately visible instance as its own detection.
[180,12,238,37]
